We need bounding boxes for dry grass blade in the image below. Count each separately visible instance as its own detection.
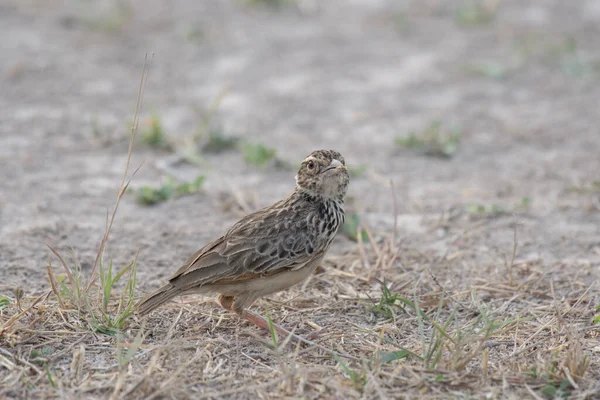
[87,53,154,290]
[46,244,77,295]
[0,347,44,376]
[36,55,150,339]
[0,291,50,336]
[46,256,65,309]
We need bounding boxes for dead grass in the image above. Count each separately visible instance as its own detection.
[1,180,598,399]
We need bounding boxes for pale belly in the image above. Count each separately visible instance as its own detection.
[207,258,321,298]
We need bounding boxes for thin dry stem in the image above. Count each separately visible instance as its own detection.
[87,53,154,290]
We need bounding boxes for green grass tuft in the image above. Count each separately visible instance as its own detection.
[455,2,496,27]
[375,292,516,372]
[347,164,367,179]
[466,197,532,217]
[376,349,411,364]
[342,213,368,243]
[242,142,277,168]
[0,296,10,310]
[47,247,138,336]
[116,327,144,368]
[202,130,240,153]
[243,0,293,8]
[465,203,506,216]
[83,0,133,33]
[467,62,508,80]
[140,114,170,149]
[133,176,205,206]
[394,12,411,35]
[373,284,406,319]
[184,25,205,42]
[395,121,462,158]
[335,355,366,392]
[94,257,138,335]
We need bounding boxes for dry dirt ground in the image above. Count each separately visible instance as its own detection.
[1,0,600,399]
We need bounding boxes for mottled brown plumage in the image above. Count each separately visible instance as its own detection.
[137,150,349,326]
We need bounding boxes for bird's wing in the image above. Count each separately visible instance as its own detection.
[167,199,320,291]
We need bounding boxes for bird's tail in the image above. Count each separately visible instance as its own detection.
[136,284,181,316]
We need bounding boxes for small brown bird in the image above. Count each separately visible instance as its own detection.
[137,149,349,336]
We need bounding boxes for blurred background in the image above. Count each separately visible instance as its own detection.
[1,0,599,289]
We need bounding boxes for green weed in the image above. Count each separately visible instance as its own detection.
[549,36,598,78]
[93,257,138,335]
[134,185,172,206]
[395,121,462,158]
[455,1,496,27]
[133,176,205,206]
[514,34,600,79]
[376,349,411,364]
[47,247,138,335]
[567,181,600,194]
[465,203,506,216]
[524,352,588,400]
[348,164,367,179]
[30,346,54,366]
[83,0,133,33]
[394,12,411,35]
[0,296,10,310]
[467,62,508,80]
[242,142,277,168]
[140,114,170,149]
[243,0,293,8]
[379,293,514,371]
[335,356,366,392]
[342,213,368,243]
[466,197,531,217]
[90,114,103,138]
[193,86,229,143]
[541,377,573,399]
[45,364,57,388]
[184,25,205,42]
[373,284,406,319]
[116,327,144,368]
[202,130,240,153]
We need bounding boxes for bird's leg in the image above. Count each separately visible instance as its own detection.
[218,295,235,311]
[232,295,293,339]
[241,309,334,349]
[218,294,317,344]
[240,308,295,339]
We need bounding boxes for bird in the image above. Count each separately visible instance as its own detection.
[136,149,349,338]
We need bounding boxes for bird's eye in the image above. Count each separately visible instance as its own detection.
[307,160,315,170]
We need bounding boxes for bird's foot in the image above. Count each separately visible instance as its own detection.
[241,309,324,347]
[218,295,235,311]
[218,295,321,346]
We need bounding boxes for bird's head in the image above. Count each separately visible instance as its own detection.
[295,149,349,200]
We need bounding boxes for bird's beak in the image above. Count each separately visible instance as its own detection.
[322,159,345,173]
[330,159,343,168]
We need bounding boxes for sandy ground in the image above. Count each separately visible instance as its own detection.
[1,0,600,399]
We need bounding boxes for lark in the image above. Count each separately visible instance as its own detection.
[137,149,349,337]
